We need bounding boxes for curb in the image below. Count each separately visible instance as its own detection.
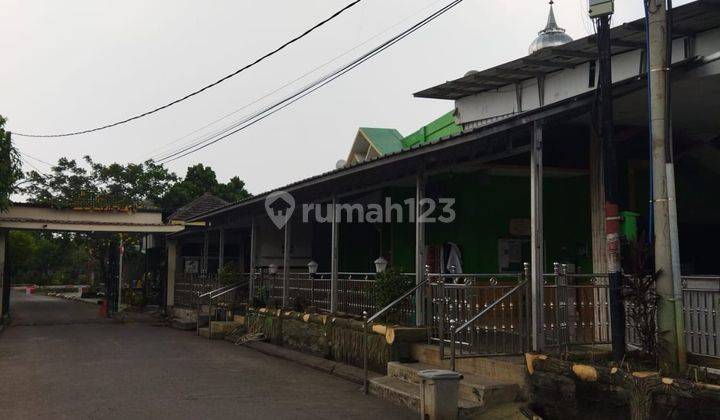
[239,340,381,385]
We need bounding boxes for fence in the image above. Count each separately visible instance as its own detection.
[174,273,222,308]
[682,275,720,358]
[428,272,530,358]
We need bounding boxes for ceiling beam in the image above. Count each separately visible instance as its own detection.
[522,58,577,69]
[550,48,598,59]
[495,68,545,78]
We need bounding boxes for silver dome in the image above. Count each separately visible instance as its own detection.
[528,2,573,54]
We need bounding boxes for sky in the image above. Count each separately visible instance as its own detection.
[0,0,694,196]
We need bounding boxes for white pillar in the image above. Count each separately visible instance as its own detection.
[166,239,178,307]
[282,219,291,308]
[218,229,225,271]
[249,218,257,298]
[531,121,545,351]
[201,230,210,275]
[330,196,339,313]
[0,230,7,319]
[415,173,426,327]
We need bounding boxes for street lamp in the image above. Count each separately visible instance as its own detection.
[374,257,388,274]
[307,260,319,274]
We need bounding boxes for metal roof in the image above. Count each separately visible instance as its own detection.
[414,0,720,100]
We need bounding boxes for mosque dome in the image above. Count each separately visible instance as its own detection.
[529,1,574,54]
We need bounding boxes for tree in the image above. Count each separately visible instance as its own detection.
[160,163,250,211]
[21,156,177,209]
[0,115,23,211]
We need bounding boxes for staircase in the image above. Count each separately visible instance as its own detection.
[369,361,522,418]
[198,317,245,340]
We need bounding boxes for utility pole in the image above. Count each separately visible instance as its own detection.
[646,0,686,374]
[591,0,625,362]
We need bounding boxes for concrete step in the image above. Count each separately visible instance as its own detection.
[410,343,528,391]
[170,318,196,331]
[368,375,487,418]
[198,321,244,340]
[387,361,519,409]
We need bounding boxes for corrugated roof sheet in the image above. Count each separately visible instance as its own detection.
[359,127,405,155]
[414,0,720,100]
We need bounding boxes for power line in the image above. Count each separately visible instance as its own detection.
[142,0,446,162]
[11,0,363,139]
[155,0,464,164]
[20,151,54,167]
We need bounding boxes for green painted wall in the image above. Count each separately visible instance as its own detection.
[387,172,593,274]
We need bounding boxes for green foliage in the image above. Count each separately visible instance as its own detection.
[623,240,660,360]
[217,262,243,285]
[252,285,271,308]
[0,115,23,211]
[371,267,414,323]
[8,231,91,286]
[160,163,250,211]
[21,156,177,209]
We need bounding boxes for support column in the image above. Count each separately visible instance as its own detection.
[282,218,291,308]
[201,230,210,275]
[648,0,686,374]
[217,229,225,271]
[590,126,610,341]
[415,173,426,327]
[0,230,7,319]
[330,196,339,313]
[530,121,545,351]
[590,127,608,273]
[249,218,257,298]
[166,239,178,307]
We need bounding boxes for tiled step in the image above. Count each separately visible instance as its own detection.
[170,318,196,331]
[198,321,244,340]
[410,343,528,391]
[368,374,488,417]
[387,361,519,409]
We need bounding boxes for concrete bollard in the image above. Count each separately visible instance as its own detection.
[418,369,463,420]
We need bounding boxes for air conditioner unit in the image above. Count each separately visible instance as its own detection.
[589,0,613,18]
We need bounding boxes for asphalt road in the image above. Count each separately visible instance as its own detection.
[0,291,412,420]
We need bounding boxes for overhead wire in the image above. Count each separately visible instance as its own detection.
[142,0,447,162]
[155,0,465,164]
[11,0,363,138]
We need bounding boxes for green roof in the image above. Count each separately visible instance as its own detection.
[356,112,462,158]
[359,127,404,155]
[401,111,462,149]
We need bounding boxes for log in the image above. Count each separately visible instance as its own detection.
[385,327,428,345]
[527,353,720,420]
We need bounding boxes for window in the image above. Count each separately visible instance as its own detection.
[588,61,597,88]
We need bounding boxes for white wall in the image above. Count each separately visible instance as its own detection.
[454,32,708,128]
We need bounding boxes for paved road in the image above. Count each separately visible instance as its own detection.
[0,291,412,420]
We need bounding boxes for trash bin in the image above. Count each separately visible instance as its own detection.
[417,369,463,420]
[620,211,640,242]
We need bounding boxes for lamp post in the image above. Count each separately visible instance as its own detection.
[307,260,318,309]
[268,264,277,306]
[374,257,388,274]
[307,260,318,274]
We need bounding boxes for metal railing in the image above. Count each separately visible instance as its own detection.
[450,278,530,370]
[362,276,430,394]
[543,265,611,352]
[682,275,720,357]
[196,275,251,338]
[428,270,530,358]
[174,273,222,308]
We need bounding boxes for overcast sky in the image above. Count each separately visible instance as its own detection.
[1,0,694,196]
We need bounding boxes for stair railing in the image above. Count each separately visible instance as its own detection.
[449,263,530,370]
[362,270,430,394]
[196,279,250,338]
